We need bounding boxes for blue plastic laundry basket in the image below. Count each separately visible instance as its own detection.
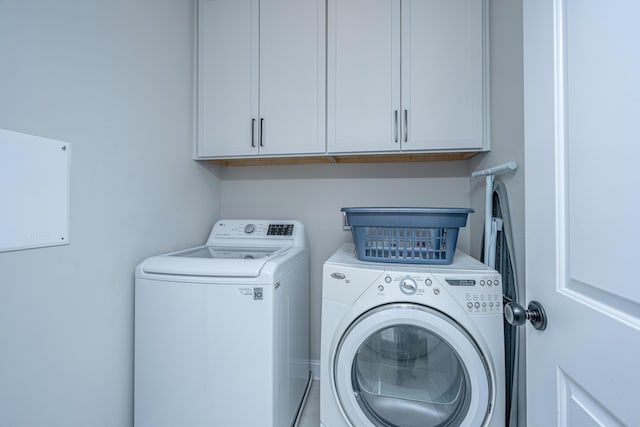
[341,207,473,265]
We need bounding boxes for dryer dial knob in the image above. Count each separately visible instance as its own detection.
[244,224,256,234]
[399,278,418,295]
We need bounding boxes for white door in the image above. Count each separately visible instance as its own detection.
[523,1,640,426]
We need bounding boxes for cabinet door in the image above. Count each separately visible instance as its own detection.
[197,0,259,157]
[327,0,401,153]
[259,0,325,155]
[401,0,485,151]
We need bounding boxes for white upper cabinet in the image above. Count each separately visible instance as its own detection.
[327,0,401,152]
[327,0,486,153]
[402,0,484,151]
[197,0,257,157]
[259,0,326,156]
[196,0,326,158]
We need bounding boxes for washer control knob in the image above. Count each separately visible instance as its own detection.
[244,224,256,234]
[384,276,392,283]
[399,278,418,295]
[425,279,432,286]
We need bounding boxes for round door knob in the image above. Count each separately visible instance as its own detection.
[504,302,527,326]
[505,301,548,331]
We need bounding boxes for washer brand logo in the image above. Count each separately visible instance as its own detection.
[253,288,263,300]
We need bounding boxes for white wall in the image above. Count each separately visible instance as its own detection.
[469,0,525,287]
[220,161,472,361]
[469,0,525,425]
[0,1,220,426]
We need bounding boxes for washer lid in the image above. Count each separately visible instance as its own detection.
[141,246,286,277]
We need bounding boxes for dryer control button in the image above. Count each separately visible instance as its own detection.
[244,224,256,234]
[425,279,433,286]
[384,276,392,283]
[399,278,418,295]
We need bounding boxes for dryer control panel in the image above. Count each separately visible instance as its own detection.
[439,274,503,315]
[371,271,503,315]
[324,244,503,316]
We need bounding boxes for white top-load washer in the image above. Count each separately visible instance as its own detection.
[321,244,505,427]
[134,219,310,427]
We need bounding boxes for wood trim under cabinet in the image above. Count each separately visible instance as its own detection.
[206,151,479,166]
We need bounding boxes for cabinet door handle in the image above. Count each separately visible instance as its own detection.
[394,110,399,143]
[259,118,264,147]
[251,118,256,147]
[404,109,408,143]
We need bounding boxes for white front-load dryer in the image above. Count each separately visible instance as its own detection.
[320,244,505,427]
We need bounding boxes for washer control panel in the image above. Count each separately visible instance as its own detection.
[209,220,296,238]
[267,224,294,236]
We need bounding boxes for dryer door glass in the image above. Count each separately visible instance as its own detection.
[334,304,491,427]
[352,324,470,426]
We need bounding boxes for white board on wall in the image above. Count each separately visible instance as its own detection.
[0,129,71,252]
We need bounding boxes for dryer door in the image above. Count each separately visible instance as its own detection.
[334,304,492,427]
